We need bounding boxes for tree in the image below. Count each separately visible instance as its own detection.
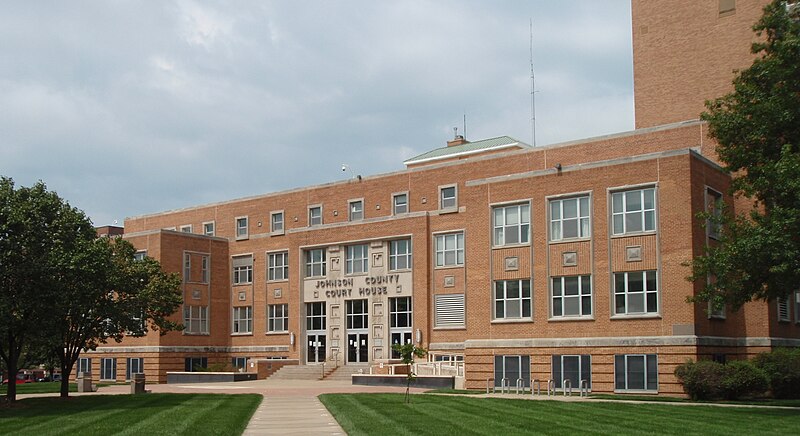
[0,178,182,402]
[391,342,426,403]
[691,1,800,309]
[50,236,183,398]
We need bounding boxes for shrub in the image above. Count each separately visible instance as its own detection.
[754,348,800,399]
[675,360,726,400]
[719,360,768,400]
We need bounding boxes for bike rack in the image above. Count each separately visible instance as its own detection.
[563,379,572,396]
[515,378,524,394]
[579,379,589,397]
[531,379,541,396]
[547,379,555,396]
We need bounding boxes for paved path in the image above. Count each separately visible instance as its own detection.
[244,394,343,435]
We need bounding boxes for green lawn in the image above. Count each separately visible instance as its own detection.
[319,393,800,436]
[0,393,261,436]
[1,383,77,395]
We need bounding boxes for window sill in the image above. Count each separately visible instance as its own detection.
[267,279,289,284]
[610,231,657,239]
[491,243,531,250]
[433,326,466,331]
[235,236,249,241]
[271,231,285,237]
[434,265,464,270]
[439,207,458,214]
[491,318,533,324]
[183,332,210,336]
[388,268,412,273]
[266,331,289,335]
[231,332,253,336]
[708,315,726,320]
[610,314,661,320]
[232,283,253,287]
[548,316,594,322]
[548,237,591,245]
[614,389,658,394]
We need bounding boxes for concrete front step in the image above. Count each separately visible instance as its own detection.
[323,365,370,380]
[268,365,328,380]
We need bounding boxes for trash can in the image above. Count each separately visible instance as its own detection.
[77,372,93,393]
[131,372,146,394]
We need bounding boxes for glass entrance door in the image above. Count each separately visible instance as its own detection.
[307,334,327,364]
[347,333,368,363]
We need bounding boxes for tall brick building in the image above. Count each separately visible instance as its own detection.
[85,0,799,395]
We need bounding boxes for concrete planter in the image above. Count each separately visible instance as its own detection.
[352,374,454,389]
[166,371,258,384]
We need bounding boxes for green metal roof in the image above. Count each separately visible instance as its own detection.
[404,136,530,165]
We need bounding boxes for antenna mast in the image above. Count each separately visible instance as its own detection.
[530,18,537,147]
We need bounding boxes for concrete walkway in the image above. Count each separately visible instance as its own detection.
[244,394,343,435]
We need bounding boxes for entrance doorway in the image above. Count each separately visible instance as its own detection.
[347,333,368,363]
[305,302,327,364]
[307,334,326,364]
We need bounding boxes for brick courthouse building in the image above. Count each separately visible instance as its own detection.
[84,0,800,394]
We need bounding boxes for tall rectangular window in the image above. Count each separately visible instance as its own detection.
[435,232,464,267]
[309,206,322,226]
[180,224,192,233]
[346,299,369,329]
[134,251,147,261]
[795,291,800,324]
[389,239,412,271]
[126,357,143,380]
[349,200,363,221]
[271,211,284,233]
[393,193,408,214]
[615,354,658,391]
[232,357,249,370]
[305,249,326,277]
[778,296,790,322]
[493,355,530,388]
[346,244,369,274]
[494,279,532,320]
[183,305,209,334]
[550,196,590,241]
[440,186,457,209]
[101,358,116,381]
[706,188,723,240]
[183,253,191,282]
[306,302,326,331]
[268,304,288,332]
[232,255,253,285]
[493,203,530,246]
[434,294,465,327]
[552,355,591,389]
[390,297,413,358]
[78,357,91,375]
[203,221,215,236]
[552,275,592,317]
[232,306,253,334]
[236,216,249,239]
[200,255,209,283]
[612,188,656,235]
[614,271,658,315]
[268,252,289,281]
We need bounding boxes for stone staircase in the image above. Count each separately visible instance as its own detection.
[323,364,370,381]
[268,364,329,380]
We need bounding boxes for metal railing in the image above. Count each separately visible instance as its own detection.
[579,379,589,397]
[531,379,541,396]
[547,379,556,396]
[563,379,572,396]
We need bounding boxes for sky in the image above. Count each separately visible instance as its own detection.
[0,1,634,226]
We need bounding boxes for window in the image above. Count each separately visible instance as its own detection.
[778,296,790,322]
[232,357,248,370]
[134,251,147,261]
[795,291,800,324]
[101,358,116,381]
[389,239,412,271]
[346,299,369,329]
[305,249,326,277]
[233,306,253,334]
[200,255,209,283]
[349,200,363,221]
[440,185,457,209]
[268,252,289,281]
[203,221,215,236]
[183,252,191,282]
[309,206,322,226]
[78,357,91,375]
[346,244,369,274]
[268,304,288,332]
[183,305,209,334]
[493,203,530,246]
[126,357,143,380]
[612,188,656,235]
[435,232,464,267]
[494,279,532,320]
[236,216,248,239]
[180,224,192,233]
[550,196,590,240]
[706,188,723,240]
[615,354,658,392]
[184,357,207,372]
[493,355,530,388]
[552,276,592,317]
[614,271,658,315]
[390,297,413,358]
[393,193,408,214]
[306,302,326,331]
[232,255,253,285]
[552,355,591,389]
[434,294,465,327]
[271,211,284,234]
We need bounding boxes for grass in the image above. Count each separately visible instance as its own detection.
[589,393,800,407]
[0,393,261,436]
[424,388,485,395]
[0,382,119,395]
[319,393,800,436]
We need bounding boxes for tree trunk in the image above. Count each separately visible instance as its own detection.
[58,349,77,398]
[2,335,19,403]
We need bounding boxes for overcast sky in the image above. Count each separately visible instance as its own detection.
[1,1,634,226]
